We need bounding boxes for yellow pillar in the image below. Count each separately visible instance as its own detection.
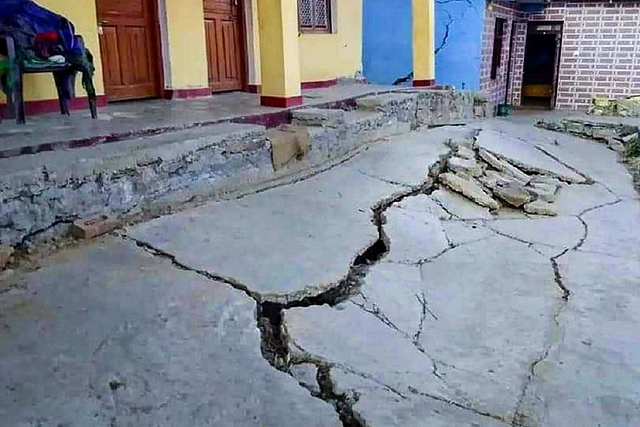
[163,0,210,97]
[412,0,436,87]
[257,0,302,107]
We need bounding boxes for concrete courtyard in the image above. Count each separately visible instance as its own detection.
[1,115,639,426]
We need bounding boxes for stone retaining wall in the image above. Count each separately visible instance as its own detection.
[0,89,489,249]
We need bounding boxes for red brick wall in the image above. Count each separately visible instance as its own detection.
[529,1,640,110]
[482,1,640,111]
[480,3,523,109]
[508,21,527,107]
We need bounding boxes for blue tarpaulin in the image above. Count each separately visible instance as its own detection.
[0,0,95,98]
[0,0,80,56]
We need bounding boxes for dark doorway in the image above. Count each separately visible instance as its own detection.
[521,22,562,109]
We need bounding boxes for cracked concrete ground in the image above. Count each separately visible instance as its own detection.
[1,117,639,426]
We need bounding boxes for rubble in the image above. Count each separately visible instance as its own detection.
[447,156,483,177]
[478,148,531,183]
[524,200,558,216]
[493,182,533,208]
[439,172,500,210]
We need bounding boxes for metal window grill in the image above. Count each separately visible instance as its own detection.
[298,0,330,32]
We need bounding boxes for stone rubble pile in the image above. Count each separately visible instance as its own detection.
[536,118,639,154]
[587,96,640,118]
[437,138,563,216]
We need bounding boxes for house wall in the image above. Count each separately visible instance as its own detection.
[527,1,640,111]
[480,2,522,109]
[482,1,640,111]
[435,0,485,91]
[299,0,363,84]
[163,0,209,91]
[248,0,363,87]
[362,0,412,85]
[3,0,363,110]
[362,0,484,89]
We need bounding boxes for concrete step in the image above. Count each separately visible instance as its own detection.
[291,108,345,128]
[356,92,418,126]
[268,109,413,173]
[344,110,412,146]
[0,123,272,246]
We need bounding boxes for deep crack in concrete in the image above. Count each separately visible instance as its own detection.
[120,125,606,427]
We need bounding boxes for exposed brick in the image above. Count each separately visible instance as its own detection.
[71,215,121,240]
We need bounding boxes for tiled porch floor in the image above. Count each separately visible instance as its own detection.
[0,84,398,158]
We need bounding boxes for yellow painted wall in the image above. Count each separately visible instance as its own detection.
[0,0,104,103]
[257,0,301,97]
[249,0,363,86]
[247,0,261,86]
[164,0,208,89]
[298,0,363,82]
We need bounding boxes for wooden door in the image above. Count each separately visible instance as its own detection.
[96,0,162,101]
[204,0,245,92]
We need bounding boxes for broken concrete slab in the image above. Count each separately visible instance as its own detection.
[528,182,558,202]
[345,125,462,187]
[534,135,638,200]
[395,194,452,220]
[330,368,507,427]
[354,261,425,336]
[439,173,500,210]
[478,148,531,184]
[524,200,558,216]
[285,302,454,407]
[530,173,561,184]
[0,239,341,427]
[447,156,483,177]
[487,217,585,255]
[442,220,494,247]
[579,200,640,260]
[415,236,560,417]
[289,363,321,395]
[478,169,518,190]
[382,206,449,264]
[455,145,476,160]
[519,252,640,427]
[129,126,466,303]
[430,189,493,220]
[285,236,559,421]
[554,183,619,216]
[477,129,586,183]
[493,182,533,208]
[130,165,400,303]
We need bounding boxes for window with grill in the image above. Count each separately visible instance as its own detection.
[298,0,332,33]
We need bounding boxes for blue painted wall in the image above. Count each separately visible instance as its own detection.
[363,0,485,90]
[435,0,485,91]
[363,0,412,85]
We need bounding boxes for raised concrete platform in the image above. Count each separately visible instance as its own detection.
[0,87,487,247]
